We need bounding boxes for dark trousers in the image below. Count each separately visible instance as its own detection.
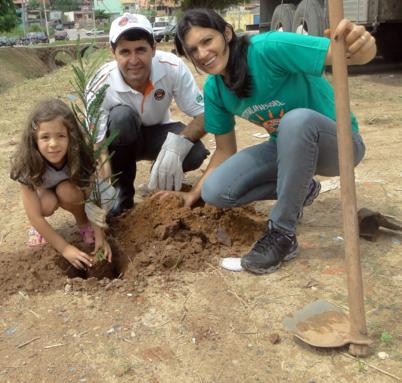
[107,104,209,196]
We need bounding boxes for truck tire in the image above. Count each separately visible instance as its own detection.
[271,4,296,32]
[375,24,402,62]
[292,0,325,36]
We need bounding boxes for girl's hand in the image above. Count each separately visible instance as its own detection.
[62,244,93,270]
[151,190,199,208]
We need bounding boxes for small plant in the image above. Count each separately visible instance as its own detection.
[380,330,393,344]
[95,248,106,262]
[69,39,118,261]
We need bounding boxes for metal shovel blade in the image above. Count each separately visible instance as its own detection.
[283,300,351,348]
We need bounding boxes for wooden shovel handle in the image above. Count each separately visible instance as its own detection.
[327,1,369,357]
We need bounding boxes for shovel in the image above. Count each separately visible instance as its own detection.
[358,208,402,241]
[283,300,371,348]
[284,1,371,356]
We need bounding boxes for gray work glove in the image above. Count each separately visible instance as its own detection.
[148,132,194,191]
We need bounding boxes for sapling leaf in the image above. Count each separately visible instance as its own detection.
[69,39,117,213]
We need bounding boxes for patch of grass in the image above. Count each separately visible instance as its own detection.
[356,358,368,374]
[380,330,393,344]
[367,319,381,332]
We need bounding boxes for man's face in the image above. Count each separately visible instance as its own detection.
[113,38,155,91]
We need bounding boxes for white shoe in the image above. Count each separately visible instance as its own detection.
[219,257,244,272]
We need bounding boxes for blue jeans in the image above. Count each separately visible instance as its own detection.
[201,108,366,234]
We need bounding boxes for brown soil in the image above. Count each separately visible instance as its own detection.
[0,46,401,382]
[0,196,266,298]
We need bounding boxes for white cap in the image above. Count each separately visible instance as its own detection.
[109,13,153,44]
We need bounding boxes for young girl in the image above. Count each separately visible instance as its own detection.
[155,9,376,274]
[10,98,112,270]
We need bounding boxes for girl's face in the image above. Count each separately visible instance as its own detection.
[36,117,69,168]
[183,26,232,76]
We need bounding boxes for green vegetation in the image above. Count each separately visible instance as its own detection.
[380,330,393,344]
[70,42,117,260]
[0,0,18,32]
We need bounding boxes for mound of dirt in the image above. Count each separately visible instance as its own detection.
[0,195,266,300]
[112,195,266,278]
[0,47,49,92]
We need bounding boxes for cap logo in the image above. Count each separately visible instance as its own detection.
[119,14,140,27]
[118,17,129,26]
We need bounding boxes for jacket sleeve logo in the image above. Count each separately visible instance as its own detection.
[154,89,166,101]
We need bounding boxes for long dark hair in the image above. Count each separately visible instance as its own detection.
[175,8,252,98]
[10,98,95,190]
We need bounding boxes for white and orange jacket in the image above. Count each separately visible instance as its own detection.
[87,50,204,143]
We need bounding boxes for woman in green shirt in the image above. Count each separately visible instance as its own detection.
[157,8,376,274]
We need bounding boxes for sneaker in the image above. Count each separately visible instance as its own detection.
[297,179,321,220]
[27,227,48,247]
[241,221,299,274]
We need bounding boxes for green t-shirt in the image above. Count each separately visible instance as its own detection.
[204,31,358,139]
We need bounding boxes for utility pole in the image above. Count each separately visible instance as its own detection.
[22,0,26,36]
[42,0,50,37]
[92,0,96,29]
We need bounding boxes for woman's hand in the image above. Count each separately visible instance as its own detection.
[62,244,93,270]
[326,19,376,65]
[151,190,200,208]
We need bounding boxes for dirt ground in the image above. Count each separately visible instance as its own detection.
[0,44,401,383]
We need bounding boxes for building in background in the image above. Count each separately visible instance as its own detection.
[94,0,122,17]
[12,0,181,31]
[121,0,138,14]
[225,2,260,32]
[121,0,179,22]
[13,0,51,28]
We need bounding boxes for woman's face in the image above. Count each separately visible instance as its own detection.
[183,26,232,76]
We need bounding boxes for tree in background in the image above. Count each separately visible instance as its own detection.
[0,0,18,32]
[181,0,247,10]
[95,9,109,21]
